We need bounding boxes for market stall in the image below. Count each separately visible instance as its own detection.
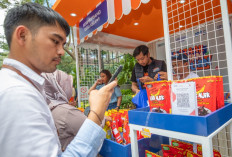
[52,0,232,156]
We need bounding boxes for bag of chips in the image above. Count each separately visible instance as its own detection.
[145,150,161,157]
[189,77,217,116]
[162,144,184,157]
[186,150,202,157]
[171,140,193,155]
[145,81,171,113]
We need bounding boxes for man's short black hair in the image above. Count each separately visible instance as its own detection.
[4,2,70,48]
[133,45,149,57]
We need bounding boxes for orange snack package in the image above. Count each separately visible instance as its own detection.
[145,81,171,113]
[162,144,184,157]
[145,150,161,157]
[186,150,202,157]
[189,77,217,116]
[171,140,193,155]
[216,76,224,109]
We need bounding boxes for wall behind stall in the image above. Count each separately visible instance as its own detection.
[155,16,232,95]
[155,16,232,62]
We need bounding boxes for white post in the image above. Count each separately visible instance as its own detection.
[220,0,232,103]
[97,45,102,72]
[161,0,173,80]
[202,137,213,157]
[73,26,81,107]
[129,124,139,157]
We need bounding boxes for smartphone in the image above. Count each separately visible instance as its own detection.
[108,65,123,83]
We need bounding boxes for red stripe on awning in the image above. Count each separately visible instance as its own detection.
[115,0,123,20]
[131,0,141,10]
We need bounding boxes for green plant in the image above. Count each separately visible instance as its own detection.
[117,54,136,85]
[120,88,136,109]
[121,89,133,95]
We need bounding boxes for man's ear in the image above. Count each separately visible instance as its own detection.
[14,25,29,45]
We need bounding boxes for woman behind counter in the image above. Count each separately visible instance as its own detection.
[88,70,122,110]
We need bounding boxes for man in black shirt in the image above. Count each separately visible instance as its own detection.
[131,45,167,94]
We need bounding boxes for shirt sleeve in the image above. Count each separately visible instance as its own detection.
[114,86,122,97]
[61,119,106,157]
[161,61,167,72]
[131,67,137,82]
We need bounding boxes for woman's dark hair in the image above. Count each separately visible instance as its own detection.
[133,45,149,57]
[4,2,70,48]
[100,69,112,83]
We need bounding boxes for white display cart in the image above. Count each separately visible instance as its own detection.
[129,104,232,157]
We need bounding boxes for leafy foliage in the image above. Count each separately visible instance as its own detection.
[121,89,133,95]
[57,54,75,74]
[0,0,11,9]
[0,35,9,52]
[117,54,136,85]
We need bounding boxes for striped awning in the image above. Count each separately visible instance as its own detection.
[77,0,151,43]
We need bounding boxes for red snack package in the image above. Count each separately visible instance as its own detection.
[145,150,161,157]
[111,115,123,144]
[116,113,123,132]
[171,140,193,155]
[216,76,224,109]
[137,131,144,140]
[145,81,171,113]
[197,144,221,157]
[122,111,130,144]
[189,77,217,116]
[162,144,184,157]
[186,150,202,157]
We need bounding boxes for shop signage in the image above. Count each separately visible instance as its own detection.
[79,0,108,39]
[80,86,89,100]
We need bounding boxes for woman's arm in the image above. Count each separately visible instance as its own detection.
[88,79,102,95]
[116,96,122,108]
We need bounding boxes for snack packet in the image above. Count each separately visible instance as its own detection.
[145,81,171,113]
[171,140,193,155]
[189,77,217,116]
[162,144,184,157]
[122,111,130,144]
[186,150,202,157]
[111,115,123,144]
[145,150,161,157]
